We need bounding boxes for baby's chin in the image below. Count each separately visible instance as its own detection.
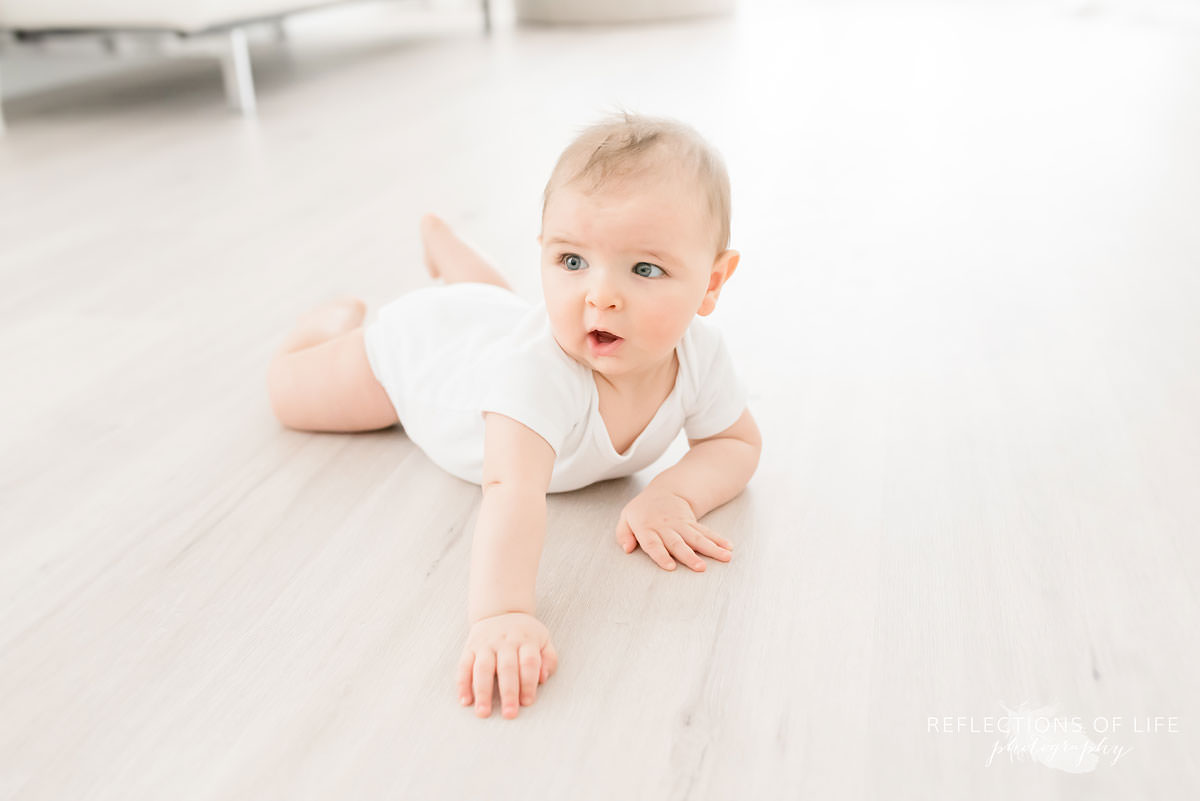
[560,337,635,372]
[591,349,678,381]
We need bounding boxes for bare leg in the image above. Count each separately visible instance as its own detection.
[420,213,513,290]
[267,296,399,432]
[276,297,367,355]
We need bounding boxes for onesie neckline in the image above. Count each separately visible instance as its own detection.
[588,346,684,460]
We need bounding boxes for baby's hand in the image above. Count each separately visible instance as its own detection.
[615,488,734,572]
[457,612,558,719]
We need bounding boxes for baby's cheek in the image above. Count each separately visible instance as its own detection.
[641,307,689,351]
[544,293,576,330]
[643,318,681,357]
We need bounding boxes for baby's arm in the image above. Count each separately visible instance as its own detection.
[456,413,559,720]
[615,408,762,571]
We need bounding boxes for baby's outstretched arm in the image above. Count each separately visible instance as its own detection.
[456,413,559,720]
[615,408,762,571]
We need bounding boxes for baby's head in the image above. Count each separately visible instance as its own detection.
[537,111,739,382]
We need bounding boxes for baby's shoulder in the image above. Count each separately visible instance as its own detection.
[680,313,727,350]
[479,323,592,451]
[485,328,589,406]
[677,315,736,387]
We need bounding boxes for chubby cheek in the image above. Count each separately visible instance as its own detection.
[541,279,583,339]
[543,297,569,336]
[636,301,691,355]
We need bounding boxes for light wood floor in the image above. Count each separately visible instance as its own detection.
[2,1,1198,798]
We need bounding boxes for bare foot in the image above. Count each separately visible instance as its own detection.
[419,213,512,290]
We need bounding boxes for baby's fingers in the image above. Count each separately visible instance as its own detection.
[471,650,496,718]
[615,516,637,554]
[496,647,521,719]
[518,644,541,707]
[635,530,678,570]
[540,640,559,683]
[685,523,733,562]
[692,522,733,550]
[662,529,706,572]
[456,649,476,707]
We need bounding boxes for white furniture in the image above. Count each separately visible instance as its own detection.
[0,0,491,131]
[514,0,733,24]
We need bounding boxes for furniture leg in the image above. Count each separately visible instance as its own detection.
[219,27,256,114]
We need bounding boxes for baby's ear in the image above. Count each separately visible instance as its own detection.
[717,249,740,283]
[698,250,740,316]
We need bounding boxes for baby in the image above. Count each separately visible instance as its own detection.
[266,111,761,720]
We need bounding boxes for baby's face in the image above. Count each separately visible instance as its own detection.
[539,169,733,382]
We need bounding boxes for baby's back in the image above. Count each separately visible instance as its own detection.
[362,282,532,461]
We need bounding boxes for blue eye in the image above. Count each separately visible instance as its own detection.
[560,253,587,271]
[633,262,665,278]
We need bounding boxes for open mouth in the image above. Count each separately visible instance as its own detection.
[587,329,623,352]
[590,329,621,344]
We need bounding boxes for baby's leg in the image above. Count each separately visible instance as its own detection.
[421,213,513,291]
[276,297,367,353]
[267,298,399,432]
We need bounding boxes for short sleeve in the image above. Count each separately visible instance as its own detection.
[479,343,582,456]
[683,324,749,441]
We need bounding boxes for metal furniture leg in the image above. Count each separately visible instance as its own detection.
[219,27,256,115]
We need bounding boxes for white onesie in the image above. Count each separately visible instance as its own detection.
[362,283,748,493]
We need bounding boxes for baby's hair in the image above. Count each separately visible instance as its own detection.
[542,109,732,253]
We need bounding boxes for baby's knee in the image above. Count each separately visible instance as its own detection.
[266,354,303,429]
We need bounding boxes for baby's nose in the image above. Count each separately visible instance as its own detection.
[586,290,620,311]
[585,272,621,310]
[587,292,617,309]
